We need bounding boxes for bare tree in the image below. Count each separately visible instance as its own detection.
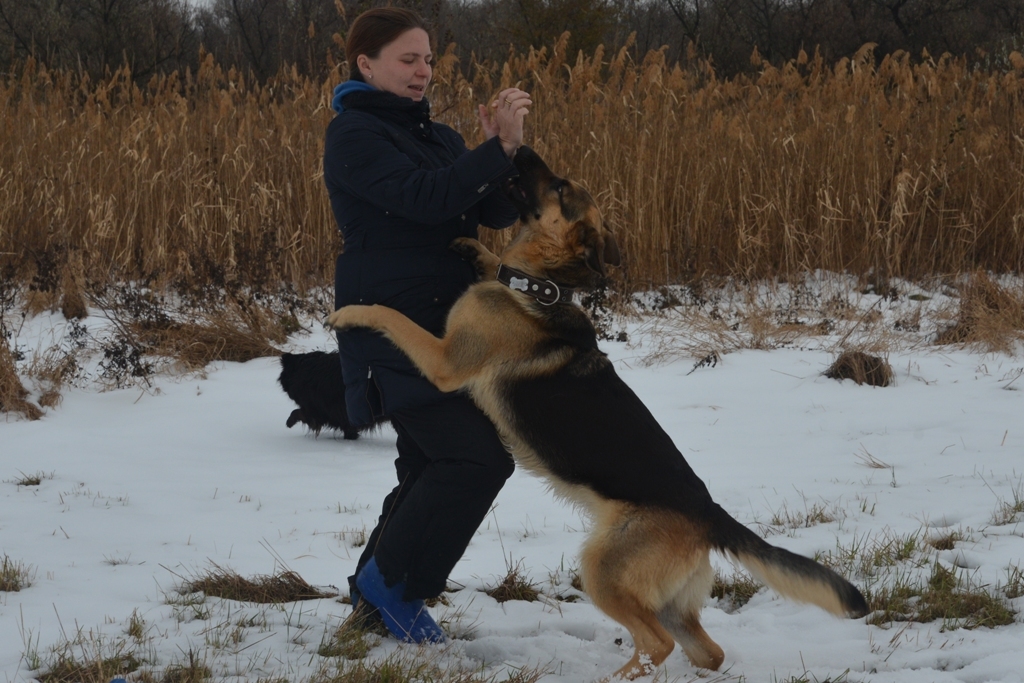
[0,0,197,77]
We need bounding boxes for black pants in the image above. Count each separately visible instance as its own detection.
[350,393,514,601]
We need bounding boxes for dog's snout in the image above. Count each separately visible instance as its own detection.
[512,145,553,179]
[512,145,538,171]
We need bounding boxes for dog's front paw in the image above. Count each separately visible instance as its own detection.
[450,238,500,279]
[326,305,370,330]
[449,237,484,263]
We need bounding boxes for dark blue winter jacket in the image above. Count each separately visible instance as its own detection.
[324,84,520,427]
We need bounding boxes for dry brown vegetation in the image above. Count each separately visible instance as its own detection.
[824,350,894,386]
[177,563,336,603]
[485,558,541,603]
[95,289,291,371]
[0,553,34,591]
[710,571,762,611]
[936,272,1024,352]
[3,39,1024,298]
[867,562,1017,630]
[3,41,1024,416]
[0,334,43,420]
[37,650,144,683]
[309,650,547,683]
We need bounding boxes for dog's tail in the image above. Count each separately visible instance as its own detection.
[708,503,869,618]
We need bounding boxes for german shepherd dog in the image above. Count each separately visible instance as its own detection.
[328,146,868,679]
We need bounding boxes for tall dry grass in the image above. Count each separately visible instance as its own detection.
[502,39,1024,286]
[0,333,43,419]
[1,53,339,294]
[3,39,1024,297]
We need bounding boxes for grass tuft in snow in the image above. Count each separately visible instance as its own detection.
[989,479,1024,525]
[318,615,382,660]
[854,445,890,470]
[570,569,584,593]
[824,350,893,387]
[1003,564,1024,600]
[817,529,924,579]
[311,648,486,683]
[485,557,541,603]
[177,562,336,604]
[806,526,1015,630]
[156,648,212,683]
[19,623,44,672]
[925,530,962,551]
[498,665,552,683]
[711,571,763,612]
[165,591,212,622]
[767,499,841,531]
[334,526,368,548]
[8,469,54,487]
[103,553,133,566]
[772,670,850,683]
[867,562,1016,630]
[36,630,145,683]
[202,617,249,650]
[125,610,146,642]
[547,560,586,603]
[312,651,549,683]
[1,554,35,591]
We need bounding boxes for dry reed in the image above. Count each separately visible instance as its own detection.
[59,250,88,320]
[2,40,1024,297]
[936,272,1024,352]
[91,286,288,375]
[125,305,286,369]
[0,334,43,419]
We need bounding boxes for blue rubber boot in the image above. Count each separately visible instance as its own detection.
[355,558,446,644]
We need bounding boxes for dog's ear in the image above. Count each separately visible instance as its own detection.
[574,222,619,275]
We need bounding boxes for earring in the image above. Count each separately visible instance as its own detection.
[368,74,373,79]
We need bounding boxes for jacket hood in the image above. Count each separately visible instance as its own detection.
[332,80,377,114]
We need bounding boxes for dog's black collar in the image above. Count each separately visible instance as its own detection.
[496,264,575,305]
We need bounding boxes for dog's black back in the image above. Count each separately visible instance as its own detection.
[506,346,715,518]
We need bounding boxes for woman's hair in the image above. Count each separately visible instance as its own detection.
[346,8,430,82]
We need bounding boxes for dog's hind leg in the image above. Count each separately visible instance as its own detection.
[586,575,675,680]
[656,553,724,671]
[581,505,677,680]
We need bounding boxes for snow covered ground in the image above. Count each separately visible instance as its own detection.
[2,284,1023,682]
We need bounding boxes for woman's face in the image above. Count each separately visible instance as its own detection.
[359,28,432,101]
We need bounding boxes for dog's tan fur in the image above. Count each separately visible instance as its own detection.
[329,148,865,679]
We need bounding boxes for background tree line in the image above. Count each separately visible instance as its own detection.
[2,0,1023,82]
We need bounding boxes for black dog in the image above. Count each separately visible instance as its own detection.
[277,351,371,439]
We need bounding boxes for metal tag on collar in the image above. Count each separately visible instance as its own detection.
[509,276,529,292]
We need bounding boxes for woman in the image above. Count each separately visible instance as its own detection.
[323,8,530,642]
